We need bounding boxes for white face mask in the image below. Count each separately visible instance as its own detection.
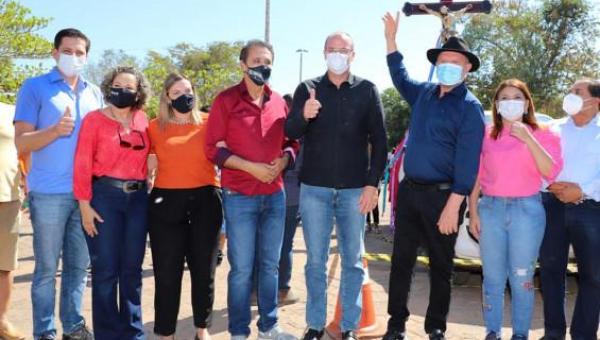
[497,100,526,121]
[326,52,349,75]
[563,93,584,116]
[57,53,86,78]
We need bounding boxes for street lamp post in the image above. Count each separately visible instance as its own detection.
[265,0,270,43]
[296,49,308,83]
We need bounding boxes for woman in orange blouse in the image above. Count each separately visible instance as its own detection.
[147,73,222,340]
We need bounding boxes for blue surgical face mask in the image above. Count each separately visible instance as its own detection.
[436,63,464,86]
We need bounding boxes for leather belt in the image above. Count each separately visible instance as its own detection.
[93,176,146,193]
[403,178,452,191]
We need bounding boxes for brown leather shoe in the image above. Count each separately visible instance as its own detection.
[0,321,26,340]
[278,289,299,306]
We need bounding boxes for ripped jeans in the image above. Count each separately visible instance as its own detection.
[478,194,545,338]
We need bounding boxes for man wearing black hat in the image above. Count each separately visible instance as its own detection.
[381,13,485,340]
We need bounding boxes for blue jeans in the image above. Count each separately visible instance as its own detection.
[86,181,148,339]
[279,204,300,291]
[478,194,545,338]
[29,192,89,338]
[300,184,365,332]
[539,193,600,340]
[223,189,286,336]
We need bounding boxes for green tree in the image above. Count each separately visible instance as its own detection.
[84,49,140,85]
[141,41,244,117]
[0,0,52,103]
[381,88,410,149]
[462,0,599,116]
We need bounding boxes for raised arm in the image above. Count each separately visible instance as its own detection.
[383,11,425,106]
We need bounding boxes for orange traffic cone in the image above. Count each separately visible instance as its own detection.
[325,258,386,339]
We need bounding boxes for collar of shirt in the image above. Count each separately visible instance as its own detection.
[47,67,90,92]
[565,114,600,129]
[237,79,272,104]
[321,72,357,88]
[431,82,468,99]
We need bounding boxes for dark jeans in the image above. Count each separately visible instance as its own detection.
[279,204,300,291]
[148,186,223,336]
[366,203,380,225]
[86,180,148,340]
[387,180,465,333]
[539,193,600,340]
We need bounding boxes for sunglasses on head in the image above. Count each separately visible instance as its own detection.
[117,128,145,151]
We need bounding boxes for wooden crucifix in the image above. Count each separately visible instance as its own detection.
[403,0,492,43]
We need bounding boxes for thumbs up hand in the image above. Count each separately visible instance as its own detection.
[52,106,75,137]
[303,88,321,121]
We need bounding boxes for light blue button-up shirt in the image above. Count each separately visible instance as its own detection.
[14,67,103,194]
[551,114,600,202]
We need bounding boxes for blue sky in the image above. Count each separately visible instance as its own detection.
[19,0,477,95]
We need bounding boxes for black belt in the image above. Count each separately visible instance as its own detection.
[403,178,452,191]
[93,176,146,193]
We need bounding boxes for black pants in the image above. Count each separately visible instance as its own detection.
[366,203,380,225]
[387,180,465,333]
[539,193,600,339]
[148,186,223,335]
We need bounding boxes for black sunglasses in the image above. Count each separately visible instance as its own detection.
[117,128,145,151]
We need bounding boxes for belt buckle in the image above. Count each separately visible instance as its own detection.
[122,181,138,193]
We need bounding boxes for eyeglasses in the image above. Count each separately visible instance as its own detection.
[117,128,145,151]
[325,48,353,55]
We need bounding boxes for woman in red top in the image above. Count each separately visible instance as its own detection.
[73,66,151,339]
[147,73,222,340]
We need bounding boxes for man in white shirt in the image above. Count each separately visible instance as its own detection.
[540,78,600,340]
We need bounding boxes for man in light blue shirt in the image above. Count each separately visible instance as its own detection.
[540,78,600,340]
[14,28,102,340]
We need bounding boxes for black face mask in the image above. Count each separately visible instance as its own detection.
[246,65,271,86]
[109,87,137,108]
[171,94,195,114]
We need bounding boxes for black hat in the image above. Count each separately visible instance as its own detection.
[427,37,480,72]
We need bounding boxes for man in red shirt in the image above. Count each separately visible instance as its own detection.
[205,40,298,340]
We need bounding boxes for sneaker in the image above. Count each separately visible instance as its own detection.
[342,330,359,340]
[511,336,527,340]
[230,336,247,340]
[382,330,408,340]
[428,330,446,340]
[278,289,300,306]
[302,328,324,340]
[485,332,500,340]
[373,224,382,234]
[62,323,93,340]
[38,335,56,340]
[258,325,297,340]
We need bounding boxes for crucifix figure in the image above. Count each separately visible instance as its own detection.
[403,0,492,43]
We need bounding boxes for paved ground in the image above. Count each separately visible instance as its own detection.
[6,207,591,339]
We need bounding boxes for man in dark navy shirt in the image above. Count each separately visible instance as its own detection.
[381,13,485,340]
[286,32,387,340]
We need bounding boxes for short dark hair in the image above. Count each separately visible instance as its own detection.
[54,28,91,53]
[588,79,600,99]
[239,39,274,63]
[283,94,293,108]
[589,80,600,110]
[101,66,151,111]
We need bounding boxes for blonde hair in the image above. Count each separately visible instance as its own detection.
[158,73,202,130]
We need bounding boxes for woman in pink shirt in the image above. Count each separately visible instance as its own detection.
[468,79,563,340]
[73,66,151,339]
